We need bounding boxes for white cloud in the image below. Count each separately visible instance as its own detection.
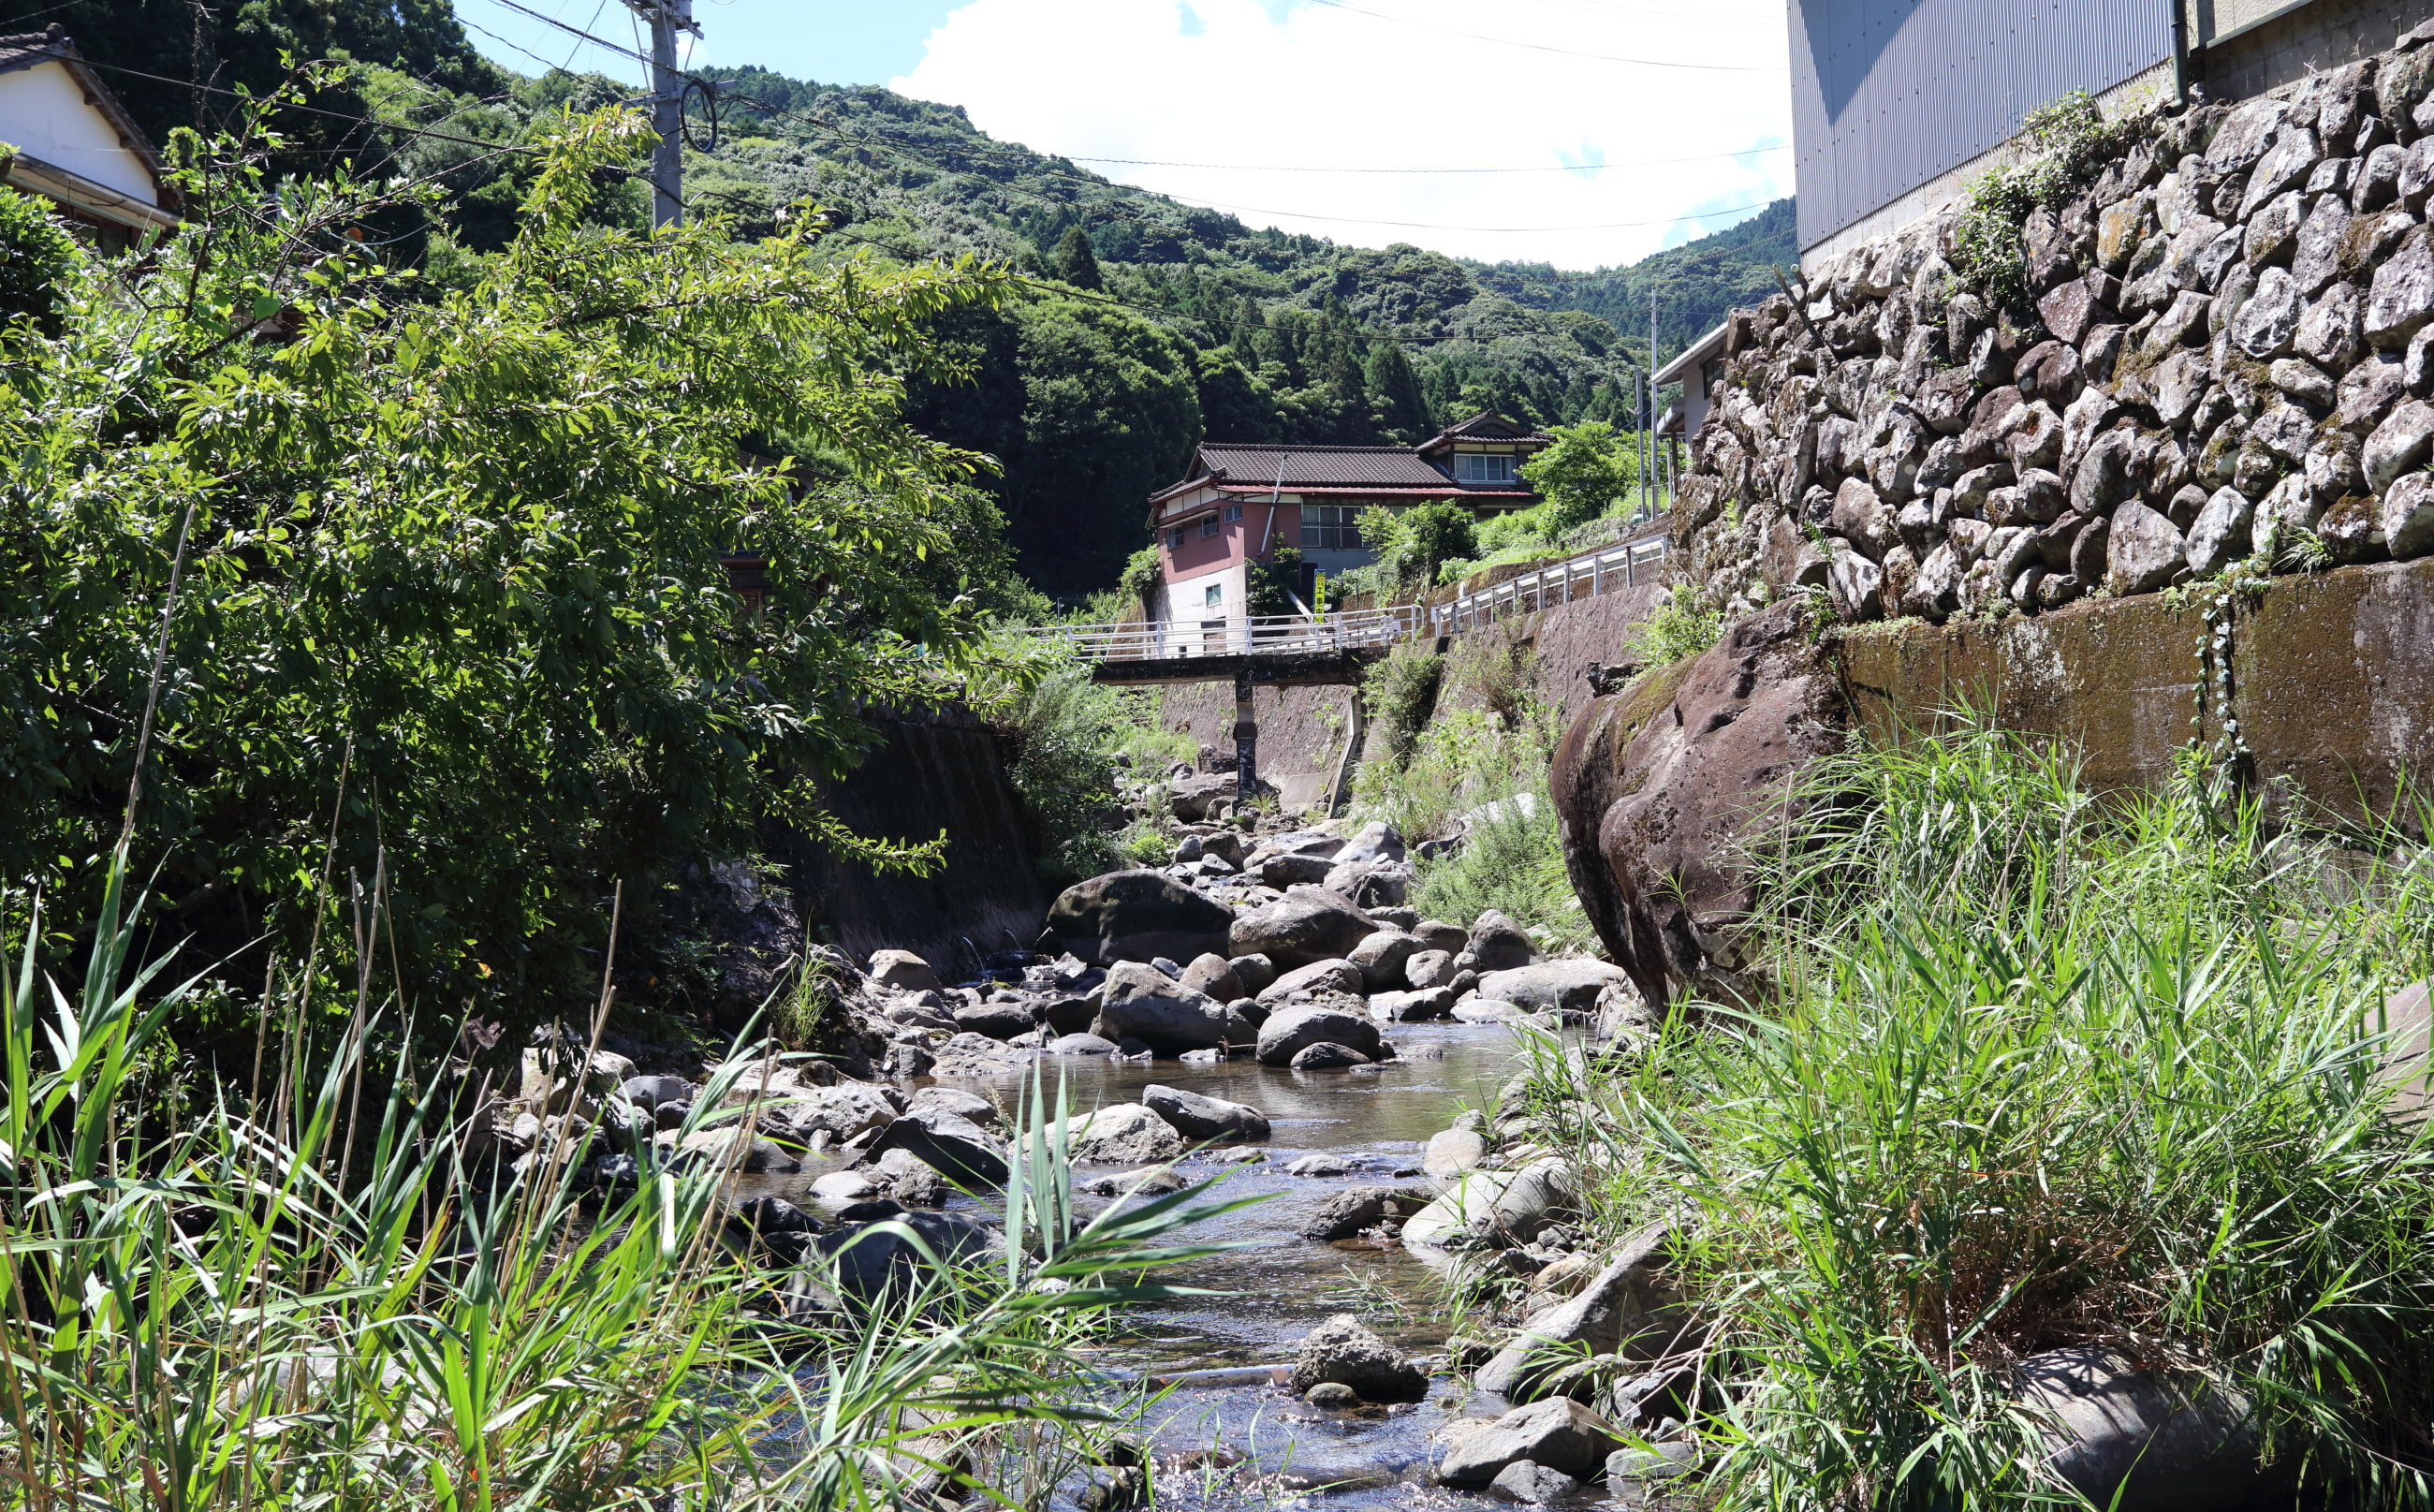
[890,0,1791,271]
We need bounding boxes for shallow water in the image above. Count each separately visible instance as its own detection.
[733,1020,1624,1508]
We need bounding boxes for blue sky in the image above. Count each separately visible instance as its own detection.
[458,0,1792,272]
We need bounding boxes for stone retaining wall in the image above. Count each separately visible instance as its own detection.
[1676,20,2434,631]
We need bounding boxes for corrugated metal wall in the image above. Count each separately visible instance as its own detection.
[1791,0,2173,252]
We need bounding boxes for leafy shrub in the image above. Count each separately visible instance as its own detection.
[1353,499,1475,599]
[1629,583,1726,668]
[1411,791,1592,951]
[1520,419,1639,531]
[1120,544,1164,606]
[1951,92,2125,310]
[0,182,75,332]
[1365,639,1445,765]
[1246,539,1303,616]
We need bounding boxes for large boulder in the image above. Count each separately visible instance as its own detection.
[952,998,1035,1040]
[867,948,942,993]
[1258,958,1366,1003]
[1334,820,1406,866]
[1257,1005,1385,1066]
[1298,1184,1433,1240]
[1046,871,1235,965]
[1230,887,1377,969]
[1092,962,1231,1055]
[862,1108,1007,1187]
[1551,600,1843,1008]
[1347,930,1421,991]
[2013,1348,2289,1512]
[816,1210,998,1299]
[1474,1222,1695,1401]
[1176,952,1243,1001]
[1474,961,1640,1017]
[755,1081,904,1143]
[1051,1103,1186,1165]
[1467,910,1537,972]
[1289,1313,1428,1402]
[1142,1083,1270,1141]
[1437,1399,1626,1486]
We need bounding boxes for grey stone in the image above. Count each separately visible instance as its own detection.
[906,1085,1001,1130]
[2291,195,2352,295]
[2014,1348,2289,1512]
[2231,266,2302,358]
[2402,133,2434,211]
[1487,1461,1579,1504]
[2249,401,2317,464]
[1467,909,1537,972]
[863,1108,1006,1187]
[2238,125,2321,220]
[2295,280,2365,371]
[1229,888,1375,969]
[677,1126,799,1173]
[1334,820,1406,867]
[1371,986,1457,1021]
[2187,486,2257,576]
[1141,1082,1268,1141]
[2239,188,2305,266]
[1176,951,1242,1002]
[867,948,943,993]
[2359,141,2407,212]
[873,1146,949,1206]
[1347,929,1420,991]
[2003,399,2064,473]
[1829,475,1898,558]
[1093,962,1229,1056]
[2306,428,2367,502]
[1039,1104,1181,1166]
[2068,427,2135,515]
[1474,961,1640,1017]
[1826,543,1884,621]
[1298,1183,1431,1240]
[2382,471,2434,556]
[2204,98,2289,178]
[1258,1005,1384,1065]
[1403,948,1458,990]
[2150,348,2210,427]
[2367,227,2434,348]
[1438,1399,1627,1486]
[2367,399,2434,491]
[815,1209,997,1299]
[1401,1157,1576,1248]
[1475,1222,1695,1402]
[1302,1381,1356,1408]
[2258,473,2325,545]
[1291,1313,1427,1402]
[1226,953,1277,994]
[2104,501,2188,595]
[952,999,1034,1040]
[1257,851,1334,888]
[1606,1443,1701,1485]
[1424,1127,1488,1178]
[1048,1032,1118,1055]
[1290,1041,1370,1070]
[2339,356,2411,432]
[1046,871,1234,966]
[2268,357,2336,409]
[2070,515,2110,583]
[1259,957,1365,1004]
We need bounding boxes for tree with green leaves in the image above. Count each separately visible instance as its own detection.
[1356,500,1475,598]
[1522,420,1639,531]
[1366,340,1431,441]
[1054,226,1105,291]
[0,91,1017,1036]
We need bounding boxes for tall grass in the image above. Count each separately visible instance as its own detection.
[0,846,1238,1509]
[1514,715,2434,1511]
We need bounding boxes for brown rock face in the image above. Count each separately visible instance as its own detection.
[1551,602,1844,1008]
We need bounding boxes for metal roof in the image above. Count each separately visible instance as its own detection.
[1190,445,1459,492]
[1789,0,2169,252]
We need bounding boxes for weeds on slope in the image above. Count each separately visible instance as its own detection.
[1511,713,2434,1512]
[0,845,1238,1511]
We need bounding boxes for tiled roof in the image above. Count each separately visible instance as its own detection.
[1193,444,1459,491]
[1416,410,1555,455]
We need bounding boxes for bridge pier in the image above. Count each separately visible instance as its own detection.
[1232,668,1257,799]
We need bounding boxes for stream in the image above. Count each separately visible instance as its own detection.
[729,1020,1602,1508]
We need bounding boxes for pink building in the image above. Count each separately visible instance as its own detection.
[1141,412,1549,624]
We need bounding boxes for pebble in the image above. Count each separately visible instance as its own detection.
[1303,1381,1357,1407]
[1284,1153,1352,1177]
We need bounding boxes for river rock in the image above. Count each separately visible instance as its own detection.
[808,1169,879,1208]
[1552,600,1842,1008]
[862,1107,1007,1187]
[1298,1184,1433,1240]
[1438,1399,1626,1486]
[1285,1152,1353,1177]
[1452,995,1527,1024]
[1227,953,1279,994]
[622,1073,694,1108]
[1259,957,1367,1003]
[1371,986,1457,1021]
[2014,1347,2288,1512]
[872,1146,949,1205]
[1049,1032,1118,1055]
[1475,961,1638,1017]
[1415,919,1469,953]
[1291,1043,1370,1069]
[1047,871,1236,965]
[1403,948,1458,989]
[1258,1006,1384,1065]
[1230,888,1377,969]
[755,1080,905,1143]
[1141,1083,1269,1141]
[952,999,1034,1040]
[867,948,943,993]
[1467,910,1537,971]
[1347,929,1421,991]
[1259,852,1335,888]
[816,1209,998,1299]
[1488,1461,1580,1504]
[1092,962,1230,1055]
[1401,1157,1576,1248]
[1177,952,1242,1000]
[1424,1127,1488,1177]
[1334,820,1406,866]
[1054,1103,1186,1164]
[1475,1221,1695,1401]
[677,1126,799,1173]
[1289,1313,1428,1402]
[905,1085,1001,1131]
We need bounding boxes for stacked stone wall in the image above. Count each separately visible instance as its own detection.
[1677,20,2434,628]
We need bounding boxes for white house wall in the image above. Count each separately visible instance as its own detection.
[0,62,156,205]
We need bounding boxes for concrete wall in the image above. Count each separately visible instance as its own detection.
[1839,553,2434,823]
[2198,0,2434,102]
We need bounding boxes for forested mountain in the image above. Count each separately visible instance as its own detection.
[9,0,1794,594]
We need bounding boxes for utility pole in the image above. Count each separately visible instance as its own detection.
[623,0,696,228]
[1647,286,1659,517]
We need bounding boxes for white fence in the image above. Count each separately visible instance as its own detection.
[1025,531,1670,665]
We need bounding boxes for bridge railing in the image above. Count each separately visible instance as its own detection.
[1011,606,1425,662]
[1022,530,1670,664]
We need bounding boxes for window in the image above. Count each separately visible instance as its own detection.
[1453,452,1518,485]
[1300,503,1360,550]
[1198,513,1222,539]
[1167,525,1186,550]
[1203,582,1223,609]
[1224,503,1243,523]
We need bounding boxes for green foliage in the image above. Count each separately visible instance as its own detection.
[1053,225,1104,290]
[1355,499,1476,599]
[1521,420,1638,531]
[0,848,1241,1509]
[1365,640,1446,765]
[1411,792,1591,953]
[1520,714,2434,1512]
[1119,544,1165,606]
[970,653,1128,885]
[1353,690,1558,847]
[1630,583,1726,668]
[1951,92,2126,309]
[0,96,1016,1036]
[0,183,76,332]
[1246,539,1303,616]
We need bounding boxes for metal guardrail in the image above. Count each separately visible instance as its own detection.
[1024,533,1670,664]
